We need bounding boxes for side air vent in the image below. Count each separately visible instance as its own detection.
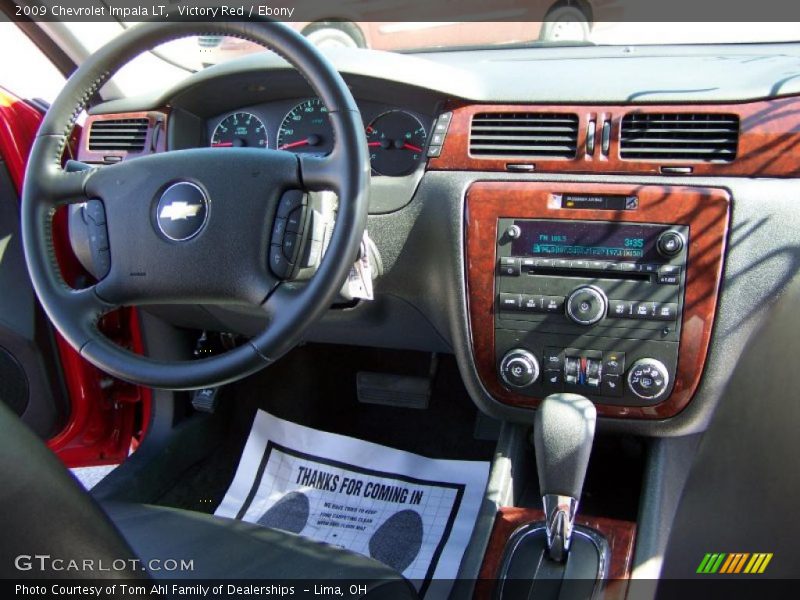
[470,112,579,158]
[620,113,739,162]
[88,118,149,152]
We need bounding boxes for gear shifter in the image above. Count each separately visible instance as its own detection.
[534,393,596,562]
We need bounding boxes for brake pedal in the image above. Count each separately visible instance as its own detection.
[356,372,431,409]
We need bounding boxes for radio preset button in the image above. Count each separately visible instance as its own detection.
[608,299,633,318]
[534,258,555,269]
[555,259,571,269]
[657,265,682,285]
[651,302,678,321]
[520,295,540,311]
[521,258,536,271]
[566,286,608,326]
[499,257,521,276]
[589,260,611,271]
[498,293,521,311]
[543,296,565,313]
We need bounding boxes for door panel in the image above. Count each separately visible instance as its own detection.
[0,86,151,465]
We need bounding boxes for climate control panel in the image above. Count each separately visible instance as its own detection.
[499,346,672,405]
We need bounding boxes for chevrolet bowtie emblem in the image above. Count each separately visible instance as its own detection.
[159,201,202,221]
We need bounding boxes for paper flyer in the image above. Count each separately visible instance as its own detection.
[216,411,491,597]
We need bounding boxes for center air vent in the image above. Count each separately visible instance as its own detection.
[620,113,739,162]
[470,112,579,158]
[88,118,149,152]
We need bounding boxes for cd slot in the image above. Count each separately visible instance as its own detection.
[527,268,652,282]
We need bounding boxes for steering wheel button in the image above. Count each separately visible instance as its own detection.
[84,199,106,225]
[271,218,287,243]
[286,207,304,233]
[277,189,305,219]
[282,232,299,261]
[269,245,291,278]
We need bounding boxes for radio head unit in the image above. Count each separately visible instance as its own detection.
[495,219,687,407]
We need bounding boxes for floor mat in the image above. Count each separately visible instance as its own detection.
[215,410,490,598]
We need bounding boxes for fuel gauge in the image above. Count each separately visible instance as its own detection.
[366,110,427,176]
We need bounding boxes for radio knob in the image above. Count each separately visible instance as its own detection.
[657,230,685,257]
[499,349,540,388]
[505,224,522,239]
[566,285,607,326]
[627,358,670,401]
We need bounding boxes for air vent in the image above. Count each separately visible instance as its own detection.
[620,113,739,162]
[88,118,149,152]
[470,112,579,158]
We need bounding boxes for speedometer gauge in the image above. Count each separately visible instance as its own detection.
[211,112,268,148]
[277,99,334,154]
[366,111,427,176]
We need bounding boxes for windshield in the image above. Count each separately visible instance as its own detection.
[111,21,800,72]
[4,19,800,102]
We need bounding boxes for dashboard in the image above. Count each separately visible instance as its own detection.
[75,44,800,436]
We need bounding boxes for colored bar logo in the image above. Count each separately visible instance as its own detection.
[697,553,773,574]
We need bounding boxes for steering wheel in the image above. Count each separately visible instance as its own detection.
[21,22,370,389]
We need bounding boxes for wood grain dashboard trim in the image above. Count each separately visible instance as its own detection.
[77,111,169,164]
[476,508,636,600]
[429,97,800,177]
[465,182,730,419]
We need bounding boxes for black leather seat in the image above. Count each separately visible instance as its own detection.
[103,502,411,586]
[0,401,416,598]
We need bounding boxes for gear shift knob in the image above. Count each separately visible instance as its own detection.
[534,393,596,562]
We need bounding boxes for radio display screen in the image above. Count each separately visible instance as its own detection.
[510,220,666,261]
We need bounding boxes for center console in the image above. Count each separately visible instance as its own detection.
[466,182,729,419]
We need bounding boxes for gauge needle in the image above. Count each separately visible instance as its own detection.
[211,142,233,147]
[367,142,382,147]
[402,143,423,152]
[279,139,311,150]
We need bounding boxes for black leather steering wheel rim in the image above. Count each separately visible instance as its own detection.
[21,21,370,389]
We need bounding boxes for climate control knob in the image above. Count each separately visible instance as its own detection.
[566,285,607,326]
[627,358,670,401]
[499,349,540,388]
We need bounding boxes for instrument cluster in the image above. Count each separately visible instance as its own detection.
[208,98,431,177]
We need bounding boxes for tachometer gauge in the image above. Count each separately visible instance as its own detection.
[277,98,334,154]
[211,112,268,148]
[366,110,427,176]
